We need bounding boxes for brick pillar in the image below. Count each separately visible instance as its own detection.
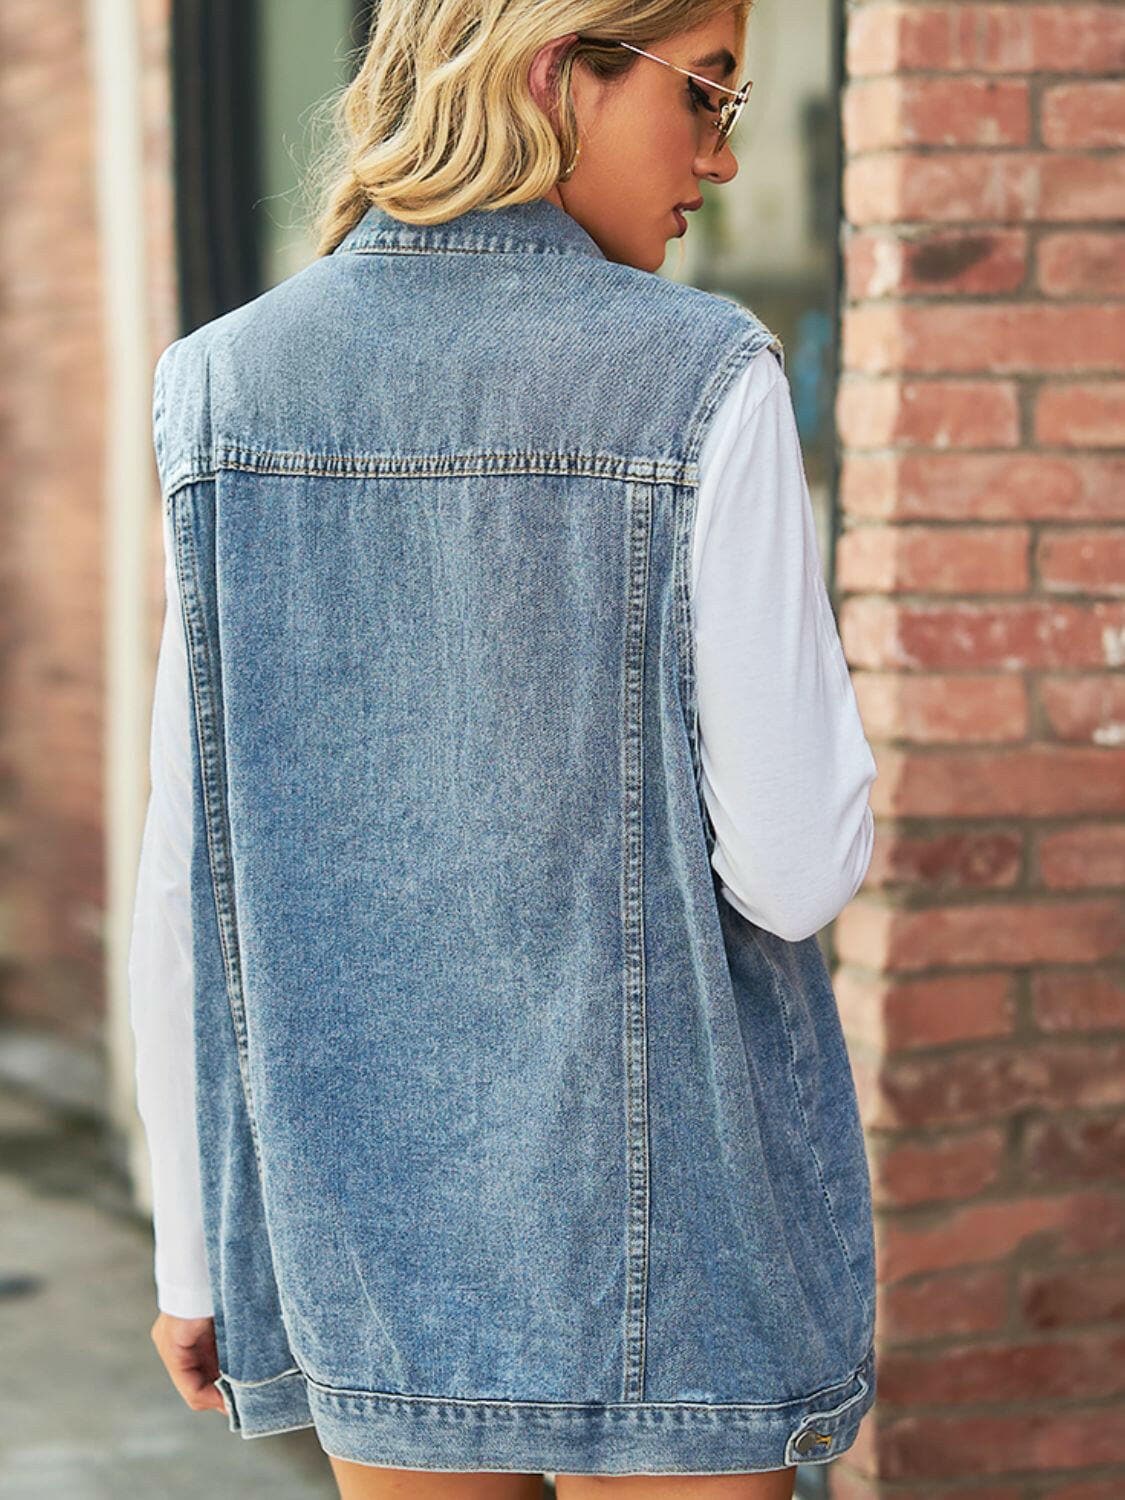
[831,4,1125,1494]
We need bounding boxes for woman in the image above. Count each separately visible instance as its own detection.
[129,3,879,1497]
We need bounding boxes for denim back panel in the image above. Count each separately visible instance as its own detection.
[153,197,874,1425]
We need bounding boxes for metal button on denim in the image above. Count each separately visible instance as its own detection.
[151,195,877,1475]
[793,1429,834,1455]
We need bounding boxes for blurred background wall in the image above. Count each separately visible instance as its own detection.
[0,2,1123,1494]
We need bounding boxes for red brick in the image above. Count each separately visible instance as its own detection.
[879,1189,1125,1282]
[1036,388,1125,449]
[844,76,1030,152]
[840,453,1125,522]
[1043,154,1125,221]
[1039,1479,1125,1500]
[0,0,134,1041]
[840,598,1125,672]
[835,969,1017,1051]
[1038,675,1125,744]
[1038,527,1125,593]
[881,1265,1009,1341]
[854,671,1029,744]
[872,1127,1006,1206]
[837,896,1125,969]
[846,6,1125,79]
[866,745,1125,818]
[843,153,1021,227]
[845,151,1125,228]
[845,227,1027,298]
[836,377,1020,448]
[1032,969,1125,1032]
[1043,82,1125,149]
[872,1038,1125,1129]
[836,524,1028,593]
[865,829,1022,890]
[879,1331,1125,1405]
[878,1407,1125,1479]
[1024,1112,1125,1183]
[1020,1259,1125,1329]
[1030,5,1125,71]
[1038,231,1125,297]
[1038,825,1125,889]
[843,303,1125,376]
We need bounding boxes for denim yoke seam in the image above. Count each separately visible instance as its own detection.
[621,478,652,1403]
[208,445,691,485]
[755,941,872,1329]
[347,235,587,258]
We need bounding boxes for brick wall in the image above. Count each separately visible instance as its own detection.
[833,4,1125,1494]
[0,1,108,1041]
[0,0,175,1045]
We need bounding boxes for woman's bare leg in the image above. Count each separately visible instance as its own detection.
[326,1456,545,1500]
[553,1468,797,1500]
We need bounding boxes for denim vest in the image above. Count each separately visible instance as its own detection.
[152,196,876,1474]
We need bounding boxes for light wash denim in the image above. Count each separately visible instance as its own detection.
[151,195,876,1474]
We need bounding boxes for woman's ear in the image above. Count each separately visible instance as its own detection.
[527,32,578,130]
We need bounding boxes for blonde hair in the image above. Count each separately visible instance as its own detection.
[303,1,750,257]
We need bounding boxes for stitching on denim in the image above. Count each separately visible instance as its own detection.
[683,324,780,473]
[174,481,303,1387]
[672,479,712,854]
[176,488,267,1166]
[172,486,235,1060]
[172,484,262,1412]
[214,445,678,467]
[756,941,871,1326]
[803,1366,870,1424]
[208,446,694,487]
[620,480,652,1403]
[242,1420,317,1439]
[165,451,697,491]
[164,463,216,499]
[298,1343,874,1414]
[221,1365,304,1388]
[343,244,579,258]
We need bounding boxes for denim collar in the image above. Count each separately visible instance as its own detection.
[332,196,607,261]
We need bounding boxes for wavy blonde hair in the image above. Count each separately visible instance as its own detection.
[303,0,750,257]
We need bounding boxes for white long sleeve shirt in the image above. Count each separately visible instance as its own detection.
[128,343,878,1318]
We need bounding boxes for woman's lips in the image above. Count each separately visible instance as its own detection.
[672,207,687,236]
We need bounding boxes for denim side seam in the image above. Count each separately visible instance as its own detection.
[755,938,873,1331]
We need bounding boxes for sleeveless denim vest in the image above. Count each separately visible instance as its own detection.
[151,195,876,1474]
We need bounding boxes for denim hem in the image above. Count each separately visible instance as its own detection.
[219,1344,875,1471]
[215,1366,315,1437]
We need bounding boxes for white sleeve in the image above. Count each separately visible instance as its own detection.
[126,502,214,1319]
[690,344,877,942]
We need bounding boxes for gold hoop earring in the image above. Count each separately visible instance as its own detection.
[559,139,581,182]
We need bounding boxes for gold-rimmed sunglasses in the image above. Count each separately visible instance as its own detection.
[604,40,753,151]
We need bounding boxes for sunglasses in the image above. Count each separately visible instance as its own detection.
[592,39,754,152]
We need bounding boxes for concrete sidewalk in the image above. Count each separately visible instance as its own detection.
[0,1077,336,1498]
